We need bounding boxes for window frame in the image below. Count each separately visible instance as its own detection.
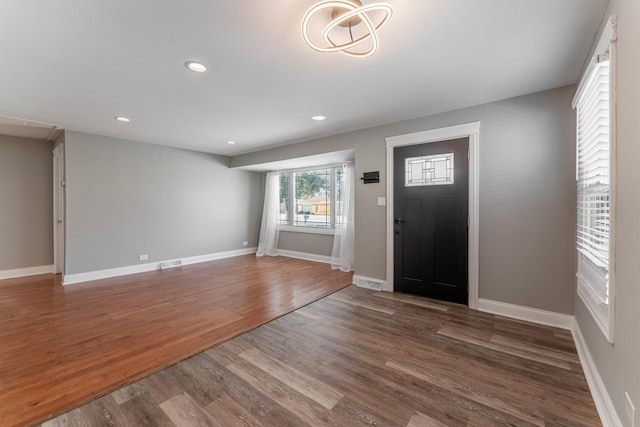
[572,15,617,343]
[278,165,345,235]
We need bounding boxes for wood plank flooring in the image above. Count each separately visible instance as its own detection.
[0,255,352,427]
[40,285,600,426]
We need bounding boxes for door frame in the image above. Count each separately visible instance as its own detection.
[385,122,480,309]
[53,143,65,275]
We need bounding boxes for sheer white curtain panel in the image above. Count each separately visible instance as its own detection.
[256,172,280,257]
[331,163,355,271]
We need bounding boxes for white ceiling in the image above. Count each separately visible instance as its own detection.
[0,0,606,156]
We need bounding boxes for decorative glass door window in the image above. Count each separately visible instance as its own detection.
[405,153,454,186]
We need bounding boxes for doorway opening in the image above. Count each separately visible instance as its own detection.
[393,138,469,303]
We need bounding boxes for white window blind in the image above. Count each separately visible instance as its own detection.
[573,14,616,343]
[575,58,610,306]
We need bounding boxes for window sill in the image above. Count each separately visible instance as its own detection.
[279,225,336,236]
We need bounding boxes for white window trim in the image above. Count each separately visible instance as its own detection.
[385,122,480,309]
[279,225,336,235]
[573,15,617,344]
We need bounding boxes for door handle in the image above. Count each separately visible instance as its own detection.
[394,218,405,224]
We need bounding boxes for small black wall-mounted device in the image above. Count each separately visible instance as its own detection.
[361,171,380,184]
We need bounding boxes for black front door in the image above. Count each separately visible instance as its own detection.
[394,138,469,304]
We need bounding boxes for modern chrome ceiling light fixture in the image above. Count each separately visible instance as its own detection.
[302,0,393,58]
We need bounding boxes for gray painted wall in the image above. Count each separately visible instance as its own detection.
[0,135,53,270]
[64,131,263,275]
[575,0,640,424]
[233,85,577,314]
[278,231,334,257]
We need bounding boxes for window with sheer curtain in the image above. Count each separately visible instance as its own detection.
[256,164,355,271]
[573,15,616,343]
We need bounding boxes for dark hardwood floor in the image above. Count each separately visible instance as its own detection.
[38,285,600,426]
[0,255,352,427]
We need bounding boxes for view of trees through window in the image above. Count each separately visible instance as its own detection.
[279,167,344,229]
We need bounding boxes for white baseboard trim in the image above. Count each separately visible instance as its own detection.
[0,264,54,280]
[179,247,257,267]
[572,321,623,427]
[276,249,332,264]
[64,263,158,285]
[477,298,575,330]
[353,275,386,291]
[63,247,257,285]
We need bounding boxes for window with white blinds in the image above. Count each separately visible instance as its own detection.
[576,58,610,305]
[572,15,616,343]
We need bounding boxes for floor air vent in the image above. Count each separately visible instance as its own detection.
[160,260,183,270]
[355,277,384,291]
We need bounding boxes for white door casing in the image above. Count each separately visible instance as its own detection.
[53,143,65,275]
[385,122,480,309]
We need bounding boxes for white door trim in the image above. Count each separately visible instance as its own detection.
[53,143,65,275]
[385,122,480,309]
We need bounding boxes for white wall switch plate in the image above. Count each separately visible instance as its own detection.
[139,254,149,261]
[377,197,386,206]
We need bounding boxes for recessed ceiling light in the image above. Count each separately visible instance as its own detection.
[226,140,236,145]
[312,115,327,121]
[185,61,207,73]
[115,116,130,122]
